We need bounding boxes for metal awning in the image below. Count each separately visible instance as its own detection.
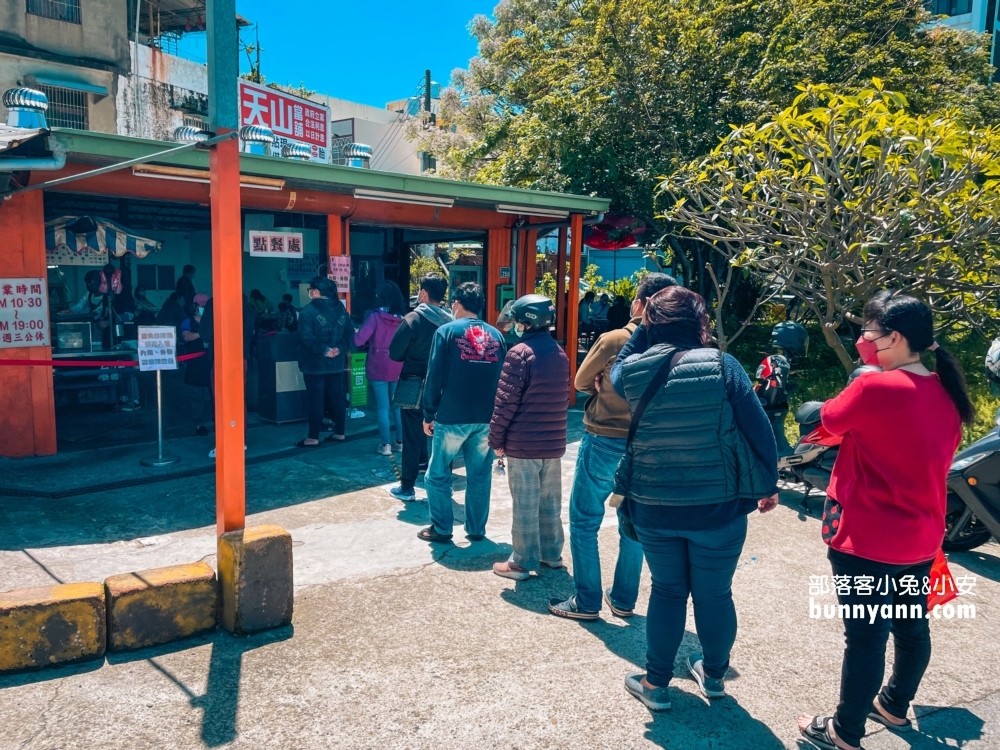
[29,75,109,98]
[134,1,252,35]
[0,125,47,155]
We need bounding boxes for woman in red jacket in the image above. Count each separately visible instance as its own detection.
[799,292,973,750]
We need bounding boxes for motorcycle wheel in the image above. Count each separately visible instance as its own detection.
[942,507,994,552]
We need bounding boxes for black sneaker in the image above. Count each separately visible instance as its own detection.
[548,596,600,620]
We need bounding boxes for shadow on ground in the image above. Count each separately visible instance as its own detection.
[0,626,293,748]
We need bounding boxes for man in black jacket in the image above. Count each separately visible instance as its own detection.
[387,273,452,501]
[296,276,354,447]
[417,283,505,542]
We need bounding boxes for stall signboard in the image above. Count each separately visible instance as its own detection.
[328,256,351,295]
[238,80,330,163]
[248,230,305,259]
[137,326,177,371]
[0,278,49,348]
[46,246,106,267]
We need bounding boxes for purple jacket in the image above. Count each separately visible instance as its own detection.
[489,331,570,459]
[353,310,403,382]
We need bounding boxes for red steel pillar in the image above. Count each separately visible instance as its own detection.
[210,133,246,536]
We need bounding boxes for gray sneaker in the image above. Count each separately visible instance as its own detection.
[686,652,726,698]
[624,672,671,711]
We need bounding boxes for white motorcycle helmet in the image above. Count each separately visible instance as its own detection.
[986,337,1000,396]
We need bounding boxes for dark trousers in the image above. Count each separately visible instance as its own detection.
[400,408,428,491]
[829,547,933,747]
[304,373,346,440]
[634,514,747,687]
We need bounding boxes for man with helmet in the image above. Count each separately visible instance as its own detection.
[489,294,570,580]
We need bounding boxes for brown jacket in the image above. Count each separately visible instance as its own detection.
[575,319,638,439]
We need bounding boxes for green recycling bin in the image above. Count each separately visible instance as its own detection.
[350,352,368,407]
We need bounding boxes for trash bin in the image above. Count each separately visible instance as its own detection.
[349,352,368,407]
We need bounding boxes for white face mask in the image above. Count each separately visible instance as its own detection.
[197,306,205,316]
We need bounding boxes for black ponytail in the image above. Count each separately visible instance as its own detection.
[934,345,976,425]
[863,290,976,425]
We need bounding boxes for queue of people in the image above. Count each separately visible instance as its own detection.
[352,274,970,750]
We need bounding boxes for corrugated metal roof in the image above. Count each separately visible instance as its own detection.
[0,125,47,155]
[49,129,610,214]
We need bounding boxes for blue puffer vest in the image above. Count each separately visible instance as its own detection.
[613,345,774,506]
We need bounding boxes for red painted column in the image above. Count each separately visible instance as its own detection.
[210,134,246,536]
[567,215,583,406]
[327,214,350,313]
[0,192,56,457]
[522,229,538,297]
[555,227,568,343]
[486,227,512,326]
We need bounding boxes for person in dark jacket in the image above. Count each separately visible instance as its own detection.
[386,273,452,502]
[417,282,506,543]
[296,276,354,447]
[176,264,197,315]
[609,285,779,712]
[489,294,570,580]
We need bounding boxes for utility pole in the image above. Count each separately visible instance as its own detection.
[423,69,436,172]
[255,24,261,82]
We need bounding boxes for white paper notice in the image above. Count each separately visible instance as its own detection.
[137,326,178,371]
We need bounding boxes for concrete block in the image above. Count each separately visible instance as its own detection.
[218,525,293,635]
[0,583,106,673]
[104,562,218,652]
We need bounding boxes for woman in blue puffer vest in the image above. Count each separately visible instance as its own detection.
[610,285,779,711]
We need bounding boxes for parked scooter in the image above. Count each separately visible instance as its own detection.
[754,322,809,457]
[777,365,881,504]
[945,409,1000,551]
[943,337,1000,551]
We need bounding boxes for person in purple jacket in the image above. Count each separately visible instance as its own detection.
[489,294,570,581]
[353,281,406,456]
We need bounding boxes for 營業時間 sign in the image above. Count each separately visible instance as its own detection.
[0,278,49,348]
[238,81,330,163]
[248,230,305,258]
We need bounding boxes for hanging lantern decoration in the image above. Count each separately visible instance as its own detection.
[583,213,652,250]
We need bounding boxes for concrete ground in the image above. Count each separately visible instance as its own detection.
[1,412,998,749]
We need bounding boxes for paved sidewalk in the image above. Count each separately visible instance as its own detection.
[1,415,998,749]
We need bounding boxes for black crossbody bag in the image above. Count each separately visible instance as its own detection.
[618,349,688,542]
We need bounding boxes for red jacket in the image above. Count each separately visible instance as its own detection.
[489,331,569,459]
[822,369,962,565]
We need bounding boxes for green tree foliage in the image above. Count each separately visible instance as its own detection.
[661,82,1000,371]
[415,0,999,224]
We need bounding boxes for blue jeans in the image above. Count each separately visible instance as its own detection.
[426,423,494,537]
[371,380,402,446]
[635,514,748,687]
[569,432,644,612]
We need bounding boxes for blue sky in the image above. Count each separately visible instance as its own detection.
[179,1,492,107]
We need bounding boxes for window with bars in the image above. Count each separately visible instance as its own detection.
[26,0,81,24]
[37,85,89,130]
[182,115,208,130]
[926,0,973,15]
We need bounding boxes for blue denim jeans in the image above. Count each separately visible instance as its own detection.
[425,423,494,537]
[635,514,748,687]
[371,380,402,446]
[569,432,644,613]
